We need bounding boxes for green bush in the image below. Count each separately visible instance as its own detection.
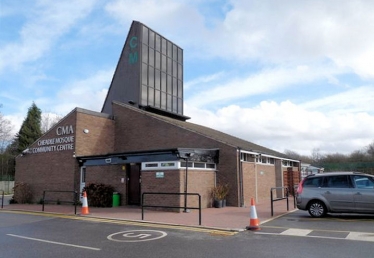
[83,183,115,207]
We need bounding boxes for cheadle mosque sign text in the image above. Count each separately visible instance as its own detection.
[31,125,74,154]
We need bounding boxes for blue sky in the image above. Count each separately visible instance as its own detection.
[1,0,374,156]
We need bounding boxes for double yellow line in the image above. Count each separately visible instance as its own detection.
[1,210,238,236]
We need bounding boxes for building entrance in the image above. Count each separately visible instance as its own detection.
[128,163,141,205]
[79,166,86,201]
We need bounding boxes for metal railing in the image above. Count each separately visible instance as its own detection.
[1,191,4,209]
[270,187,289,216]
[141,192,202,225]
[42,190,78,214]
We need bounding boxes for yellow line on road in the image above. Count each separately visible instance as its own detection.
[0,210,237,236]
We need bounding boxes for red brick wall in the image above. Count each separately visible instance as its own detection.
[15,109,115,203]
[112,103,240,206]
[141,170,182,210]
[283,168,301,196]
[85,165,126,205]
[242,162,278,206]
[83,167,215,210]
[15,111,78,203]
[75,112,115,156]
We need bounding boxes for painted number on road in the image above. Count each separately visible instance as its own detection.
[107,230,167,242]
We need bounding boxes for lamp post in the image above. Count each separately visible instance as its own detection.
[183,152,194,213]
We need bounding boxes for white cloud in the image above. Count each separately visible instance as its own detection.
[3,0,374,157]
[204,1,374,78]
[0,0,96,73]
[302,86,374,115]
[186,63,344,108]
[186,93,374,155]
[53,69,112,114]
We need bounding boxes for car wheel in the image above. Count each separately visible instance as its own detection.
[308,200,326,218]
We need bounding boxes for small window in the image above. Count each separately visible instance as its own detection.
[180,161,192,168]
[206,163,216,169]
[145,163,158,168]
[161,162,175,167]
[194,163,205,168]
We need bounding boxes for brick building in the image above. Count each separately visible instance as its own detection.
[15,21,300,209]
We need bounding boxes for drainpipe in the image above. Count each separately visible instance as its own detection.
[255,155,259,203]
[238,148,244,207]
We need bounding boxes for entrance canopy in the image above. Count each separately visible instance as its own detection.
[77,148,219,166]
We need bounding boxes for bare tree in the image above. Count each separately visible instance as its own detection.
[366,141,374,159]
[349,150,367,162]
[323,153,348,163]
[311,148,324,164]
[41,112,62,134]
[0,111,14,153]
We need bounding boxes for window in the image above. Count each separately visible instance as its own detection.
[180,161,193,168]
[353,175,374,189]
[194,162,205,168]
[324,175,351,188]
[142,161,178,170]
[161,162,175,167]
[206,163,216,169]
[180,161,216,170]
[145,163,158,168]
[304,177,323,188]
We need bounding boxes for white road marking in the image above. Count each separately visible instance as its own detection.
[108,230,167,242]
[257,228,374,243]
[280,228,312,236]
[346,232,374,242]
[7,234,101,251]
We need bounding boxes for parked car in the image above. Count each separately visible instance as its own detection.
[296,171,374,217]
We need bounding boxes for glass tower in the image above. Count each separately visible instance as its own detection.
[102,21,188,120]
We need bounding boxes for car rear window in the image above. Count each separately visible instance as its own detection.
[304,177,323,188]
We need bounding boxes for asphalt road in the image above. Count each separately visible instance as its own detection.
[1,209,374,258]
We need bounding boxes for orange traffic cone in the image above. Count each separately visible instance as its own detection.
[246,198,260,230]
[81,191,89,215]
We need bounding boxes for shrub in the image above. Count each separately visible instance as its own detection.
[83,183,115,207]
[13,182,33,204]
[211,183,229,200]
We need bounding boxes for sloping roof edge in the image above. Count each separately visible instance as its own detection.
[112,101,293,160]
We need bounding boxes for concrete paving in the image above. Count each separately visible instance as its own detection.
[1,196,296,231]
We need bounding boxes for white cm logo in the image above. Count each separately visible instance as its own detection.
[107,230,167,242]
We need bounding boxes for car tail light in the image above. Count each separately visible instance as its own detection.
[297,178,306,194]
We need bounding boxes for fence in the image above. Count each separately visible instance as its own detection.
[141,192,202,225]
[270,187,290,216]
[0,181,14,194]
[42,190,78,214]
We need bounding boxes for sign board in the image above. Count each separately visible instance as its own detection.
[156,172,164,178]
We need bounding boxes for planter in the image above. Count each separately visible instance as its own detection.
[213,199,223,208]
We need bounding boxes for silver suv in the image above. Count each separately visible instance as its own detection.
[296,172,374,217]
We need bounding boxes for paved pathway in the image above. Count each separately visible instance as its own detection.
[1,197,295,231]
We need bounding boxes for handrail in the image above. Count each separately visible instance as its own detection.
[142,192,201,225]
[42,190,78,214]
[1,191,4,209]
[270,187,289,216]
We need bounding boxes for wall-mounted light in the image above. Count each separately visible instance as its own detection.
[83,129,89,134]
